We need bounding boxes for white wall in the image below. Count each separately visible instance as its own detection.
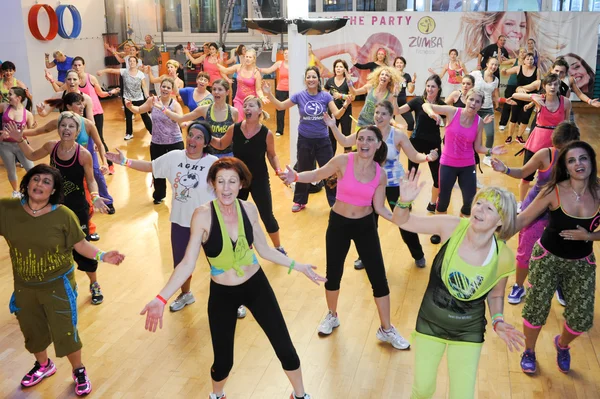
[0,0,108,109]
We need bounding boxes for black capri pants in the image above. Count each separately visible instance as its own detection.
[150,141,185,202]
[275,90,289,135]
[208,268,300,381]
[238,177,279,234]
[408,138,440,189]
[70,204,98,273]
[325,210,390,297]
[437,164,477,216]
[373,186,424,261]
[328,105,353,154]
[510,100,534,125]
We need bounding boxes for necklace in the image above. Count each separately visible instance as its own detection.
[571,183,586,202]
[184,152,203,169]
[59,144,76,154]
[27,200,49,215]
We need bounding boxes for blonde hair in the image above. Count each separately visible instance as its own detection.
[166,59,180,69]
[243,96,270,121]
[466,88,485,103]
[473,187,517,240]
[52,50,64,59]
[160,77,175,89]
[58,111,82,135]
[366,66,402,92]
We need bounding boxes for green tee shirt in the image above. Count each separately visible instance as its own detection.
[0,199,86,284]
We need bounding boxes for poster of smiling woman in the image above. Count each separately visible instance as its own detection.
[310,12,599,99]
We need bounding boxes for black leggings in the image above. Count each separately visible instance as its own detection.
[325,210,389,297]
[93,114,112,166]
[70,204,98,273]
[328,105,353,154]
[437,164,477,215]
[208,268,300,381]
[275,90,289,135]
[150,141,185,201]
[238,177,279,234]
[397,96,415,131]
[408,138,440,189]
[510,100,534,125]
[499,85,517,126]
[522,149,536,182]
[124,99,153,137]
[373,186,424,260]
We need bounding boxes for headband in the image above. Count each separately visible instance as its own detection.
[479,191,504,219]
[189,123,212,144]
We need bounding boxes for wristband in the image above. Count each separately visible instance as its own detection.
[275,168,282,174]
[120,157,128,166]
[126,159,133,167]
[18,138,25,143]
[492,318,504,332]
[395,200,413,209]
[294,173,299,182]
[425,154,431,162]
[287,260,296,274]
[486,148,492,157]
[491,313,503,320]
[588,99,593,105]
[94,250,106,261]
[156,295,167,304]
[504,167,511,175]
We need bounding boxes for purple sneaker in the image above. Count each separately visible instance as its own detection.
[554,335,571,373]
[520,349,537,374]
[21,359,57,387]
[73,367,92,396]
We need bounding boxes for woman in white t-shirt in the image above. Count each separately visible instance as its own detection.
[106,122,217,312]
[470,57,500,166]
[97,55,153,140]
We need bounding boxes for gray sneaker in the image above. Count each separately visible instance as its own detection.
[169,292,195,312]
[376,326,410,350]
[415,257,427,268]
[318,311,340,335]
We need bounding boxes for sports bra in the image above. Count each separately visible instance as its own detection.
[203,199,258,276]
[1,106,27,143]
[336,152,381,207]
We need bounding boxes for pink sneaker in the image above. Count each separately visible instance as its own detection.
[21,359,57,387]
[292,203,306,213]
[73,367,92,396]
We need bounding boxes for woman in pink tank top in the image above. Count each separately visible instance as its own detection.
[183,42,224,91]
[422,89,506,220]
[281,126,412,351]
[512,73,571,201]
[217,49,267,122]
[260,49,289,135]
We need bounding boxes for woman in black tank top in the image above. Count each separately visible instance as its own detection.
[210,96,287,253]
[507,53,539,144]
[6,111,111,305]
[515,140,600,374]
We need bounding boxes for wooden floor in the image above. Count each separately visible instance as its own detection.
[1,96,599,399]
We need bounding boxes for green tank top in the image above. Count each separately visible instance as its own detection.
[416,219,515,343]
[357,88,390,127]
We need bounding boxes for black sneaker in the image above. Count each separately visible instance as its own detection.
[504,136,513,144]
[354,258,365,270]
[426,202,436,213]
[90,282,104,305]
[88,233,100,242]
[430,235,441,244]
[153,198,164,205]
[516,135,526,145]
[106,204,115,215]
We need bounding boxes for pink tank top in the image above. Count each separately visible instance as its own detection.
[234,72,257,102]
[203,59,222,84]
[336,152,381,207]
[447,63,464,85]
[79,73,103,115]
[277,63,289,91]
[440,108,479,167]
[2,106,27,143]
[525,96,565,153]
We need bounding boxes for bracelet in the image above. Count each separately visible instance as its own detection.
[156,294,167,304]
[126,159,132,167]
[588,99,593,105]
[425,154,430,162]
[275,168,282,174]
[18,138,25,143]
[491,313,503,320]
[94,250,106,261]
[504,167,511,175]
[486,148,492,157]
[287,260,296,275]
[395,200,413,209]
[294,173,299,182]
[50,80,55,84]
[492,318,504,332]
[120,157,128,166]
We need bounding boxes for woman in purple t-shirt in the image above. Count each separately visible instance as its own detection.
[263,66,350,212]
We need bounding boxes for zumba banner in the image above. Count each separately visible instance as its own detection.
[310,12,600,99]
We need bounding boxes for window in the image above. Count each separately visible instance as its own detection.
[508,0,541,10]
[470,0,503,11]
[431,0,463,11]
[160,0,183,32]
[357,0,387,11]
[190,0,217,32]
[309,0,316,12]
[590,0,600,10]
[259,0,282,17]
[323,0,352,12]
[398,0,424,10]
[220,0,248,33]
[553,0,583,10]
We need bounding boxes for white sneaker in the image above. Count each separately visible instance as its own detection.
[12,191,22,198]
[525,127,531,132]
[169,291,195,312]
[291,393,312,399]
[124,134,134,141]
[318,311,340,335]
[209,393,226,399]
[482,156,492,167]
[237,305,247,318]
[476,179,483,189]
[376,326,410,350]
[499,125,506,131]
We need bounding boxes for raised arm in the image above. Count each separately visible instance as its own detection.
[105,148,154,173]
[516,80,541,93]
[262,82,295,110]
[501,65,519,76]
[164,101,208,123]
[90,74,119,98]
[515,188,554,232]
[348,80,370,96]
[125,97,153,114]
[428,65,447,78]
[490,147,548,179]
[397,131,437,164]
[216,62,239,76]
[97,68,122,76]
[45,53,56,69]
[184,49,205,65]
[445,91,459,105]
[324,113,356,148]
[22,119,58,138]
[260,61,282,75]
[328,98,351,119]
[282,154,345,185]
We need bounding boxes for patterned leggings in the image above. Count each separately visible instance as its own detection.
[522,242,596,332]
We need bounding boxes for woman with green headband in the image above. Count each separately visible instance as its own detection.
[391,168,525,399]
[106,121,218,313]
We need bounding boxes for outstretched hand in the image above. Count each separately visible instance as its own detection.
[282,165,299,186]
[490,158,508,173]
[103,251,126,265]
[399,168,426,203]
[262,81,272,95]
[140,298,165,332]
[296,263,327,285]
[323,112,337,128]
[483,114,494,124]
[427,112,443,126]
[105,148,126,165]
[490,145,507,156]
[495,322,525,352]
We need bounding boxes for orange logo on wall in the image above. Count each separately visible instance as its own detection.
[418,17,436,35]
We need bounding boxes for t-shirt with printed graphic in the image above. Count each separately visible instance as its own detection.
[0,199,85,284]
[152,150,218,227]
[290,90,333,139]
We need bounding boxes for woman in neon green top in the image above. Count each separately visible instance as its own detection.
[140,157,325,399]
[391,168,525,399]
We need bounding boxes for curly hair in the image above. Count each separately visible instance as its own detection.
[366,66,402,92]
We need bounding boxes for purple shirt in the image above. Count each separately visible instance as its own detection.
[290,90,333,139]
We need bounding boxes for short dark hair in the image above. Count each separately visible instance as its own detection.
[552,121,580,148]
[449,49,458,56]
[207,157,252,189]
[552,58,569,73]
[72,56,85,65]
[393,56,407,67]
[332,59,348,72]
[1,61,16,71]
[20,164,64,205]
[541,73,560,90]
